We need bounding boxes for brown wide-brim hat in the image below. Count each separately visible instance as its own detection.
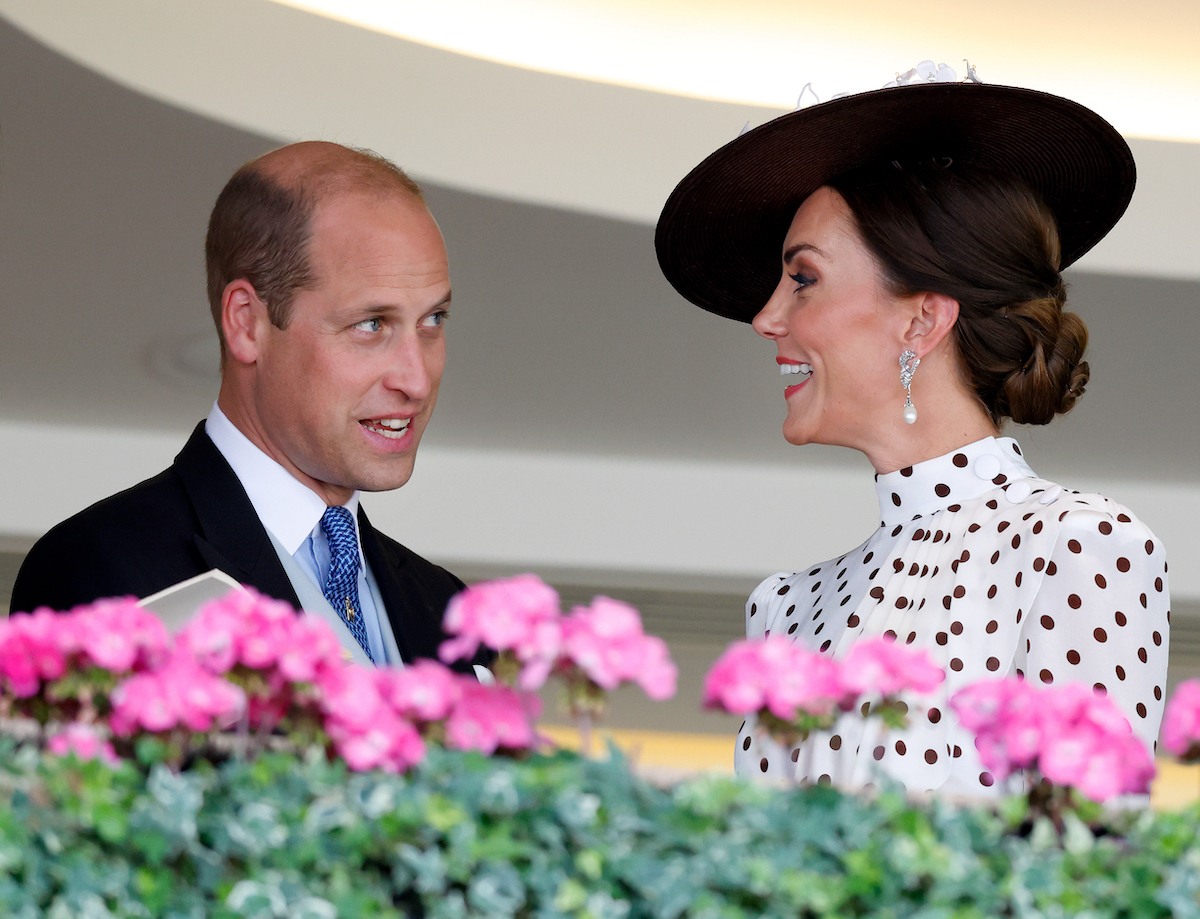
[655,82,1136,322]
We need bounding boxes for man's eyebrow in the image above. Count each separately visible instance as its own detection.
[783,242,827,263]
[345,290,452,317]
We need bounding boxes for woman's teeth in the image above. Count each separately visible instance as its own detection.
[364,418,410,439]
[780,363,813,378]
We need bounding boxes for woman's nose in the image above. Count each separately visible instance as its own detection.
[752,279,791,339]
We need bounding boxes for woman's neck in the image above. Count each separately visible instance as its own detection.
[858,378,999,475]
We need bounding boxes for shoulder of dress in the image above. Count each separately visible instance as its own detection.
[1021,485,1163,551]
[746,548,861,614]
[747,571,796,610]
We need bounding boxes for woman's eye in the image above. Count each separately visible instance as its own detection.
[790,272,816,290]
[421,309,449,329]
[352,318,383,333]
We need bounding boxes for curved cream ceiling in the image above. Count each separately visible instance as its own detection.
[1,0,1197,282]
[277,0,1200,143]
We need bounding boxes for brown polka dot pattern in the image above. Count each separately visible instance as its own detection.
[733,437,1170,796]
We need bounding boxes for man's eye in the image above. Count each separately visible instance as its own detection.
[352,318,383,333]
[421,309,449,329]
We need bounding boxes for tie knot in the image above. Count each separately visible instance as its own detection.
[320,505,359,564]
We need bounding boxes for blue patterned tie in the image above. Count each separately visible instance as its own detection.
[319,505,374,663]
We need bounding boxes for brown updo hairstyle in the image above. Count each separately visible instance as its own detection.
[828,160,1089,425]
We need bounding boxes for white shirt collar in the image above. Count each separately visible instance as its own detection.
[204,402,361,555]
[873,436,1037,526]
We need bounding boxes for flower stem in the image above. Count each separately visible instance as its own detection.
[577,713,593,758]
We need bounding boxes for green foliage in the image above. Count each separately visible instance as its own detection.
[1,734,1198,917]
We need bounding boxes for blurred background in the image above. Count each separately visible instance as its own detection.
[1,0,1198,773]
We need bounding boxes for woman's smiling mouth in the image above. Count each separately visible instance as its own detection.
[778,360,812,398]
[779,361,813,378]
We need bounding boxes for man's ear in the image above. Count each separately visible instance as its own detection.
[221,280,269,366]
[902,291,960,358]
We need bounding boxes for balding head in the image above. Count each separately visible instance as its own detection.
[205,141,425,353]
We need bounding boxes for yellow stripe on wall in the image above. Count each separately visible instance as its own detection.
[538,725,1200,810]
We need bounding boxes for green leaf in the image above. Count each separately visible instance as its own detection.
[554,877,589,912]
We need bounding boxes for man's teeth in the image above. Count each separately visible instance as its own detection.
[365,418,410,439]
[779,363,813,377]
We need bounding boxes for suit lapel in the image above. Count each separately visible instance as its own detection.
[173,423,301,609]
[358,507,446,665]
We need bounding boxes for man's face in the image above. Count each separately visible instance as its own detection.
[248,190,449,505]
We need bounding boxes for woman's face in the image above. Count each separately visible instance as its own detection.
[752,186,912,451]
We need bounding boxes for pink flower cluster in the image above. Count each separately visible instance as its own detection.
[951,678,1155,802]
[1160,679,1200,761]
[704,637,845,721]
[440,575,563,688]
[319,660,541,772]
[374,659,539,755]
[0,588,550,773]
[173,590,346,729]
[439,576,677,703]
[840,638,944,697]
[318,665,427,772]
[177,590,344,683]
[0,599,170,698]
[703,635,943,724]
[109,650,247,736]
[560,597,676,699]
[46,723,120,766]
[441,682,541,756]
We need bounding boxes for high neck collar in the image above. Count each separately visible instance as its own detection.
[874,437,1037,526]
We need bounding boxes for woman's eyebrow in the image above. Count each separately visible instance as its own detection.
[783,242,828,263]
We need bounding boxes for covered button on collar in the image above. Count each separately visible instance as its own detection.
[1038,484,1063,505]
[1005,480,1033,504]
[974,454,1002,481]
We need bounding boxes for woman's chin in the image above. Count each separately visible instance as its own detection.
[781,421,817,447]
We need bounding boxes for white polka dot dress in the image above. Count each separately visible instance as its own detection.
[733,436,1170,796]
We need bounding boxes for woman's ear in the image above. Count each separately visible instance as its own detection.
[221,280,269,366]
[902,291,960,358]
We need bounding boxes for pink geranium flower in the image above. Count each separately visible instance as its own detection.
[703,640,772,714]
[439,575,563,688]
[769,651,845,720]
[378,660,463,723]
[330,711,426,773]
[1162,679,1200,760]
[444,682,541,755]
[178,589,335,678]
[950,677,1155,801]
[74,598,172,673]
[315,662,430,772]
[0,599,171,701]
[316,664,388,732]
[174,589,348,730]
[704,637,849,721]
[561,597,677,699]
[0,610,62,697]
[276,615,345,684]
[46,723,121,767]
[318,661,539,771]
[109,650,246,736]
[840,637,944,697]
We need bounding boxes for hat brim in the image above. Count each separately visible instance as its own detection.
[655,83,1136,322]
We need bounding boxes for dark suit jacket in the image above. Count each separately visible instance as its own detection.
[10,423,485,673]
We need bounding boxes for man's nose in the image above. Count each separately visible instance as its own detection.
[382,335,437,399]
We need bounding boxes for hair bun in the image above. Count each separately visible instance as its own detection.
[999,295,1089,425]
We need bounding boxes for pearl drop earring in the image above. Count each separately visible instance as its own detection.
[900,350,920,424]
